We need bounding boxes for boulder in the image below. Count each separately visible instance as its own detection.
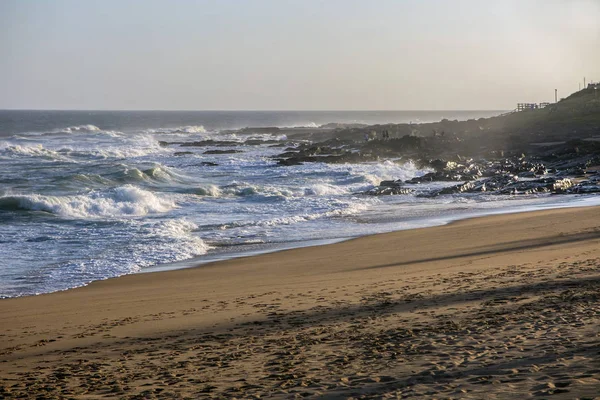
[359,180,414,195]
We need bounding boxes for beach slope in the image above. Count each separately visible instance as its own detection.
[1,206,600,399]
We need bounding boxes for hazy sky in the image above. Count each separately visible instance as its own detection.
[1,0,598,110]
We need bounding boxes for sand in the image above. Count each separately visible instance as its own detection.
[1,206,599,399]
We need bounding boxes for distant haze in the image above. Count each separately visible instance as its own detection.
[1,0,598,111]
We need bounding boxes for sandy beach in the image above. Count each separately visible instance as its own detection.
[1,206,599,399]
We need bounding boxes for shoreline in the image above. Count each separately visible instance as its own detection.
[145,193,600,276]
[2,194,599,297]
[1,205,599,398]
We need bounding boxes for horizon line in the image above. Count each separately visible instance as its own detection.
[0,108,509,112]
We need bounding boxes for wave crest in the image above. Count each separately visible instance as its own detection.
[0,186,175,218]
[59,125,102,133]
[0,144,70,161]
[146,219,210,257]
[150,125,207,134]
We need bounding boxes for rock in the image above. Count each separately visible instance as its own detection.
[203,149,243,155]
[379,180,402,187]
[406,166,482,184]
[565,181,600,194]
[367,187,414,195]
[173,151,194,156]
[433,182,476,196]
[366,186,413,196]
[180,140,239,147]
[244,139,281,145]
[420,176,573,197]
[474,175,518,192]
[356,180,414,196]
[499,177,573,195]
[276,158,306,166]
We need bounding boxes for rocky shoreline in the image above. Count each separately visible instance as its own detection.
[161,130,600,198]
[159,86,600,200]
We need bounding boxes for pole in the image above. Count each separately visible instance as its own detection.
[555,89,557,103]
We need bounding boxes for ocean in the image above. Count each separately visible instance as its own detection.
[1,109,597,298]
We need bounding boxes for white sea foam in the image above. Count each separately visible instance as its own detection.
[0,186,175,218]
[304,183,348,196]
[15,125,105,136]
[149,125,207,134]
[116,164,190,184]
[1,143,163,162]
[224,184,297,199]
[35,125,121,136]
[4,132,168,160]
[59,124,102,133]
[194,185,222,197]
[0,143,72,161]
[282,122,319,128]
[147,219,210,257]
[218,199,372,230]
[342,160,430,191]
[252,202,370,227]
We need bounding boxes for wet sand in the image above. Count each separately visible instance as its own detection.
[1,206,600,399]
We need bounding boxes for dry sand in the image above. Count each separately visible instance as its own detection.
[1,206,599,399]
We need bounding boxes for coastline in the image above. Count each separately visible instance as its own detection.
[1,205,599,398]
[144,193,600,275]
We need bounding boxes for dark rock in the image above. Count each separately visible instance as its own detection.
[244,139,281,145]
[473,175,517,192]
[499,177,573,194]
[420,175,572,197]
[239,127,281,134]
[434,182,476,196]
[276,158,306,166]
[203,149,243,155]
[555,167,586,177]
[199,161,219,166]
[565,181,600,194]
[181,140,239,147]
[361,186,414,196]
[379,180,402,187]
[406,167,482,184]
[173,151,194,156]
[358,180,414,195]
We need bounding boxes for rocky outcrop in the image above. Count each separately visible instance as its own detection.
[274,143,376,166]
[421,177,573,197]
[358,180,414,196]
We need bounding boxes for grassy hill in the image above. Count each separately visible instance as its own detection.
[484,86,600,139]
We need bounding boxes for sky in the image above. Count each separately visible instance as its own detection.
[1,0,598,110]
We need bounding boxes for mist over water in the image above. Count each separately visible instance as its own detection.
[0,110,596,298]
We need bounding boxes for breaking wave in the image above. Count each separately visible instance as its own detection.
[0,186,175,218]
[57,124,102,133]
[143,219,211,258]
[0,144,72,161]
[113,164,190,184]
[149,125,207,134]
[1,135,168,160]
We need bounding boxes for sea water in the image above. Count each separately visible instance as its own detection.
[1,110,597,297]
